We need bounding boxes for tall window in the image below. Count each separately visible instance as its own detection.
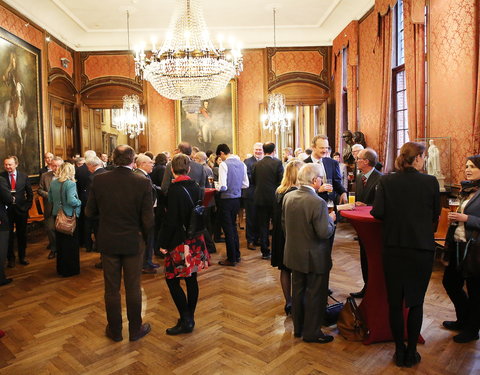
[392,0,408,155]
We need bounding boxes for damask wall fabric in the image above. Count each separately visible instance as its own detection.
[84,55,135,80]
[48,41,74,77]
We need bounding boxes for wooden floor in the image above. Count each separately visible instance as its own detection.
[0,223,479,375]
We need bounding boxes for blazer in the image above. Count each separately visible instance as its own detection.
[85,166,154,256]
[150,164,166,187]
[303,156,346,201]
[161,158,206,194]
[453,188,480,241]
[48,179,82,217]
[75,164,91,204]
[282,186,336,274]
[355,168,383,205]
[0,176,13,231]
[159,178,203,250]
[0,170,33,214]
[252,156,284,207]
[37,170,55,217]
[371,168,441,251]
[134,168,157,204]
[243,156,259,199]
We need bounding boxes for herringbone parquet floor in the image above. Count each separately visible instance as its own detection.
[0,223,479,375]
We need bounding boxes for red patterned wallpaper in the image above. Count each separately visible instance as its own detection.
[238,49,265,158]
[146,83,175,154]
[84,54,135,80]
[48,41,73,76]
[0,6,43,50]
[273,51,324,77]
[429,0,477,183]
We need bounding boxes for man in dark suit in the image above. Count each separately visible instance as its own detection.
[0,176,13,285]
[2,156,33,267]
[37,156,64,259]
[350,148,383,298]
[303,135,347,204]
[86,145,153,342]
[282,163,336,343]
[76,150,97,248]
[161,142,206,194]
[243,142,263,250]
[252,142,284,259]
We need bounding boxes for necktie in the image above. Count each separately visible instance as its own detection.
[361,175,367,187]
[10,173,16,190]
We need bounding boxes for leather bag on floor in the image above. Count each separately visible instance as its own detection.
[337,296,368,341]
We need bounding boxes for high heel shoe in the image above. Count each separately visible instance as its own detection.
[284,303,292,316]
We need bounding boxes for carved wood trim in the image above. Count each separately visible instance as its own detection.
[80,76,142,95]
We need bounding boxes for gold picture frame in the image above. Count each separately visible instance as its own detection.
[175,79,238,154]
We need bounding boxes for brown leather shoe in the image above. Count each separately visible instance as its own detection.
[130,323,151,341]
[247,242,256,250]
[218,259,236,267]
[105,326,123,342]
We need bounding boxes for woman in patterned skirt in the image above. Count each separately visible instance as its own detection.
[160,154,210,335]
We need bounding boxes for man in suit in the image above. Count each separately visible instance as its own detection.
[2,156,33,267]
[86,145,153,342]
[37,156,64,259]
[243,142,263,250]
[38,152,54,176]
[0,176,13,286]
[134,153,159,274]
[350,148,383,298]
[304,135,347,204]
[252,142,284,259]
[282,163,336,343]
[76,150,97,248]
[161,142,206,194]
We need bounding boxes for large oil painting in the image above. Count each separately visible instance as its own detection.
[0,27,42,176]
[175,80,237,153]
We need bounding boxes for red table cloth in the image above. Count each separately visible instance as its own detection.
[202,188,216,206]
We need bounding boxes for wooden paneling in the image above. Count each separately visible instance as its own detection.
[92,109,103,154]
[49,97,76,159]
[80,104,90,154]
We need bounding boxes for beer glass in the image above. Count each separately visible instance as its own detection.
[448,198,460,213]
[327,200,334,213]
[325,178,333,193]
[348,192,356,204]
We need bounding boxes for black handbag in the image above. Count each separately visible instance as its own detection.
[324,295,344,327]
[460,230,480,277]
[181,185,205,240]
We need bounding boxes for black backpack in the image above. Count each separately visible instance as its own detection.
[180,185,205,239]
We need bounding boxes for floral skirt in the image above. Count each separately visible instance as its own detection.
[165,234,210,279]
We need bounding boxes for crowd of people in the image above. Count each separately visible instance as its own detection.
[0,136,479,368]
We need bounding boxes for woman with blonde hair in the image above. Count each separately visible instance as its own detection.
[271,159,304,315]
[48,162,82,277]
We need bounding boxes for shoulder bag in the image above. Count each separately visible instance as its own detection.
[460,230,480,277]
[55,181,76,236]
[337,296,368,341]
[180,185,205,240]
[324,295,344,327]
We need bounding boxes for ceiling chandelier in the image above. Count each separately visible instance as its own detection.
[134,0,243,113]
[262,8,291,135]
[114,94,146,139]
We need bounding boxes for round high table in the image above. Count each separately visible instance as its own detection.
[203,188,216,206]
[341,206,424,345]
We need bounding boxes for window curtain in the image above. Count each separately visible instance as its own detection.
[403,0,426,142]
[474,2,480,154]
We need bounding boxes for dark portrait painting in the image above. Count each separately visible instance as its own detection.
[176,80,237,153]
[0,27,42,177]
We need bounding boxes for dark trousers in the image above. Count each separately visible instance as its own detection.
[292,270,329,340]
[220,198,241,262]
[143,230,155,268]
[256,204,273,255]
[443,243,480,334]
[213,196,223,240]
[103,247,144,337]
[359,240,368,287]
[0,231,8,281]
[78,204,86,247]
[84,217,99,251]
[7,208,28,261]
[244,198,258,244]
[44,215,56,252]
[55,224,80,277]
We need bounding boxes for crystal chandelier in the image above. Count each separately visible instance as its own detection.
[114,94,146,139]
[262,9,291,135]
[134,0,243,113]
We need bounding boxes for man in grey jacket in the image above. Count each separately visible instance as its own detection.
[282,163,336,343]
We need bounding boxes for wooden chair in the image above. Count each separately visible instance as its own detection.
[434,207,450,248]
[27,192,44,223]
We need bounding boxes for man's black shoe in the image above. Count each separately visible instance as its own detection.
[129,323,151,341]
[0,278,12,286]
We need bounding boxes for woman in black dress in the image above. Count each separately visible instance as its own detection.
[371,142,440,367]
[442,155,480,343]
[271,160,304,315]
[160,154,210,335]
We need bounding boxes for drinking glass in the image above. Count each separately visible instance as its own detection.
[348,192,356,204]
[325,178,333,192]
[448,198,460,213]
[327,200,335,213]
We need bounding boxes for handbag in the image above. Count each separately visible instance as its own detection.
[460,230,480,277]
[180,185,205,240]
[55,182,76,236]
[337,296,368,341]
[324,295,344,327]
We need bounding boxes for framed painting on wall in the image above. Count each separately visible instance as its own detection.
[175,79,237,154]
[0,27,42,177]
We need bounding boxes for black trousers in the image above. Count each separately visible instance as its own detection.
[7,208,28,261]
[443,242,480,334]
[0,231,8,282]
[220,198,241,262]
[55,225,80,277]
[102,246,144,337]
[359,240,368,286]
[256,204,273,255]
[244,198,258,244]
[292,270,329,340]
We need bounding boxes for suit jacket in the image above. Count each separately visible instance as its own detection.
[252,156,284,207]
[85,166,154,256]
[75,164,91,204]
[282,186,336,274]
[48,179,82,217]
[134,168,157,204]
[0,170,33,214]
[243,156,259,199]
[355,168,383,205]
[150,164,166,187]
[161,158,206,194]
[0,176,13,231]
[37,171,55,217]
[457,188,480,241]
[39,165,49,176]
[303,156,346,201]
[371,168,441,251]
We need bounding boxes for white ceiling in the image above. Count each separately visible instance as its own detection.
[5,0,374,51]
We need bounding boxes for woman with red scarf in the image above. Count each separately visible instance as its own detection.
[160,154,210,335]
[443,155,480,343]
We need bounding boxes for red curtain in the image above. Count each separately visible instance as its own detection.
[474,2,480,155]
